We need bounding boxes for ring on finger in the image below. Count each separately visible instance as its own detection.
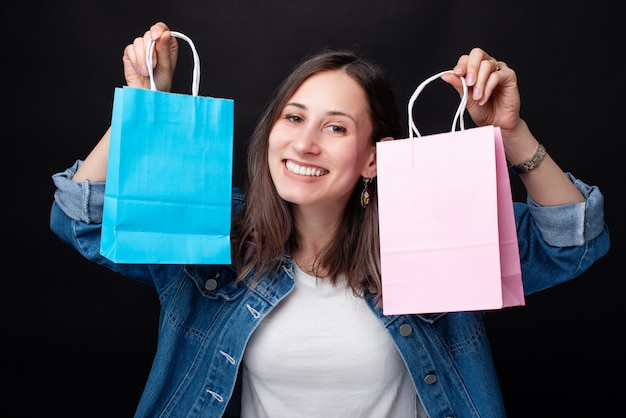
[491,58,501,71]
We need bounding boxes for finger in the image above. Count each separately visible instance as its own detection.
[463,47,490,87]
[148,22,173,64]
[450,51,486,101]
[452,54,469,77]
[152,30,176,73]
[494,59,507,73]
[480,61,510,105]
[149,22,170,41]
[122,39,149,89]
[491,58,502,72]
[473,58,497,98]
[470,51,504,103]
[453,48,491,91]
[122,42,137,69]
[137,23,171,76]
[129,35,149,76]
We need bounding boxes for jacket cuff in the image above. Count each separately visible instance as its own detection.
[51,160,105,224]
[527,172,606,247]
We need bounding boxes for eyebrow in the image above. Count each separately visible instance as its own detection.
[284,102,357,123]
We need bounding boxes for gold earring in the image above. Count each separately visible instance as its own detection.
[360,177,372,208]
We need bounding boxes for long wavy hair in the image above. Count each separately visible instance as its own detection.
[231,49,401,299]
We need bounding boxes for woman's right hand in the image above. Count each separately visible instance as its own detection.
[72,23,179,183]
[122,22,178,92]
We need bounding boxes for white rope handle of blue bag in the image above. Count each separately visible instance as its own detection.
[146,31,201,96]
[407,70,468,138]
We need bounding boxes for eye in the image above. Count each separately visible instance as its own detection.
[286,114,303,123]
[326,124,347,134]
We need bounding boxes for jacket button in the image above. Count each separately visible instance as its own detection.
[424,374,437,384]
[399,324,413,336]
[204,278,218,291]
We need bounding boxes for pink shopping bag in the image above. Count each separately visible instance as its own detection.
[376,70,524,315]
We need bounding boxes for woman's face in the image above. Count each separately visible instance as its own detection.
[268,70,376,210]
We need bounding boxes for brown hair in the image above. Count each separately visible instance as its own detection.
[232,49,401,299]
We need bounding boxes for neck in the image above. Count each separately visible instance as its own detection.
[290,204,342,278]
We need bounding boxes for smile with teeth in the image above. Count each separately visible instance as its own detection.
[286,160,328,177]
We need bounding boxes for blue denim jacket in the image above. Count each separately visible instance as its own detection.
[50,160,609,418]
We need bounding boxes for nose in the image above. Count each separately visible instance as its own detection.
[292,125,321,155]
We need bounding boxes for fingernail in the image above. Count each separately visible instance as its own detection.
[465,73,476,85]
[150,30,159,40]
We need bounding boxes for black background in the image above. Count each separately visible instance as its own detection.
[9,1,622,416]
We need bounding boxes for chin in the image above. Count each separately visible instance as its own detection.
[278,193,312,205]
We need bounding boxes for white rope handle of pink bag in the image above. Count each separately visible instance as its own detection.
[407,70,468,138]
[146,31,201,96]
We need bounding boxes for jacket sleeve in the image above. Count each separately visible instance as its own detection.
[50,160,165,286]
[514,172,610,295]
[49,160,246,289]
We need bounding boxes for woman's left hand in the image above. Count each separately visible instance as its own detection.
[441,47,521,133]
[442,47,586,207]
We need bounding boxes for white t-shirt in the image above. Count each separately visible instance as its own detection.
[241,264,418,417]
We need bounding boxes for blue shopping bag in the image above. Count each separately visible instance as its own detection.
[101,31,234,264]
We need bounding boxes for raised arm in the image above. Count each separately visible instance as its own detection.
[73,22,179,182]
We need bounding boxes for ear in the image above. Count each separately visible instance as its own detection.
[361,136,394,178]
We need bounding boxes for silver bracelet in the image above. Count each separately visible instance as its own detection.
[509,143,546,175]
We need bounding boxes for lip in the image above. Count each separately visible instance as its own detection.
[284,159,329,177]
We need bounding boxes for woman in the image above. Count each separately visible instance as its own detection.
[50,22,609,417]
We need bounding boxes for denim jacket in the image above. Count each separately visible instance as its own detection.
[50,160,609,418]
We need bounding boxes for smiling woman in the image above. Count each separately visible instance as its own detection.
[268,71,377,209]
[48,21,609,418]
[239,50,400,291]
